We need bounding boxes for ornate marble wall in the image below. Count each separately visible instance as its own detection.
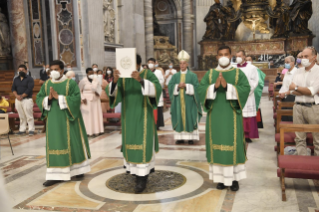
[7,0,28,70]
[27,0,45,67]
[54,0,77,66]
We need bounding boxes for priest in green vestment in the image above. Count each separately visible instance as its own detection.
[36,60,91,187]
[106,54,162,193]
[198,46,251,191]
[168,50,202,145]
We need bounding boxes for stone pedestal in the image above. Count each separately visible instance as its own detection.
[286,35,315,55]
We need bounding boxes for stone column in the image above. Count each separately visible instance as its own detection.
[7,0,28,70]
[144,0,154,60]
[183,0,193,66]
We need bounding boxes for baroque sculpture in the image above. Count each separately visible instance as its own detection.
[269,0,290,38]
[0,8,11,56]
[289,0,313,35]
[103,0,116,43]
[202,0,240,41]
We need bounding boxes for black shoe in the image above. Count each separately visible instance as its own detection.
[76,174,84,178]
[216,183,226,190]
[245,138,252,143]
[16,131,26,135]
[230,181,239,191]
[43,180,62,187]
[188,140,194,145]
[150,168,155,173]
[135,176,148,193]
[175,140,184,144]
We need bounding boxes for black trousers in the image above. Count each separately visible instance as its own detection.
[157,107,164,127]
[281,95,295,122]
[0,109,5,113]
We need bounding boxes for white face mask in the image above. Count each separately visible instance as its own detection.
[148,64,155,69]
[247,61,252,64]
[93,68,98,72]
[218,57,230,67]
[46,68,50,72]
[236,57,243,64]
[50,70,61,80]
[67,68,71,71]
[88,75,96,80]
[72,77,76,81]
[107,70,112,75]
[169,65,173,69]
[301,58,313,67]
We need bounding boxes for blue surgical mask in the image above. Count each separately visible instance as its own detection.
[169,65,173,69]
[155,64,159,68]
[284,63,291,69]
[72,77,76,81]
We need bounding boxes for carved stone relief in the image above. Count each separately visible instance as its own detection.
[103,0,116,43]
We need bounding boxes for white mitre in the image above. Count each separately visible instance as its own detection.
[177,50,190,62]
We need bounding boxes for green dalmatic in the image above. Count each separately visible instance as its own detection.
[106,69,162,164]
[198,68,250,166]
[36,79,91,168]
[168,69,202,133]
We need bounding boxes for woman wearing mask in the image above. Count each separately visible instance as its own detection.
[79,68,104,136]
[97,70,110,113]
[104,67,114,83]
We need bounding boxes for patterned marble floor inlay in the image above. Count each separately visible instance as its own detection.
[106,170,186,194]
[14,157,235,212]
[0,155,46,183]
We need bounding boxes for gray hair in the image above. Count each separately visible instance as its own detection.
[303,46,318,56]
[65,70,75,77]
[285,56,295,63]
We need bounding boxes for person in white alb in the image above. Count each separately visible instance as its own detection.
[235,50,259,143]
[289,47,319,156]
[148,58,165,130]
[165,62,177,87]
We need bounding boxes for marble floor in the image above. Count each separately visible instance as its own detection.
[1,96,319,212]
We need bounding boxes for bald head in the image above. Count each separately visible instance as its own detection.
[65,70,75,79]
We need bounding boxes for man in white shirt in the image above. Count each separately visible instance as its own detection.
[289,47,319,156]
[279,56,297,99]
[165,62,177,87]
[148,58,165,130]
[236,50,259,143]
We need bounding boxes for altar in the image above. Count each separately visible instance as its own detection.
[197,0,315,71]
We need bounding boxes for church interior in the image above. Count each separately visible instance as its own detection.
[1,0,319,211]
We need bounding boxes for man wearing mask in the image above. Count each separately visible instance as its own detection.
[235,50,259,143]
[148,58,165,130]
[36,60,91,187]
[65,70,76,81]
[64,65,72,75]
[278,56,297,121]
[79,68,104,136]
[12,65,35,135]
[40,63,50,85]
[168,51,202,145]
[106,54,162,193]
[289,47,319,156]
[198,46,250,191]
[165,62,177,87]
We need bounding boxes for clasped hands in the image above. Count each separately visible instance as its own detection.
[48,87,59,100]
[113,70,141,83]
[215,73,227,89]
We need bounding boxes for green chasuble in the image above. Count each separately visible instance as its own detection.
[254,68,266,111]
[106,69,162,164]
[198,68,250,166]
[168,69,202,133]
[36,79,91,168]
